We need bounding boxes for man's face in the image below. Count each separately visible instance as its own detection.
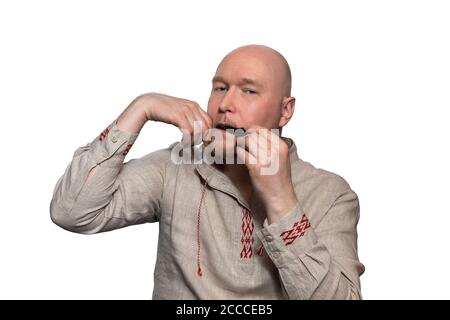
[205,48,287,158]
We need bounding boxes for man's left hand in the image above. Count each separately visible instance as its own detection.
[236,126,298,224]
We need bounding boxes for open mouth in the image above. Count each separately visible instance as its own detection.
[215,124,247,137]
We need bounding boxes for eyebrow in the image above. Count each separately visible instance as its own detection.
[212,76,264,89]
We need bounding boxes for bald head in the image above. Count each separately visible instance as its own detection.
[217,45,292,97]
[207,44,296,134]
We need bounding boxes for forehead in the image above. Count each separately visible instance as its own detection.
[214,51,278,85]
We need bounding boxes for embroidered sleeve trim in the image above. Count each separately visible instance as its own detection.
[99,127,109,141]
[256,243,265,256]
[279,213,311,245]
[122,144,133,156]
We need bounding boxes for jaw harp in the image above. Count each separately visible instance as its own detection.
[225,128,248,137]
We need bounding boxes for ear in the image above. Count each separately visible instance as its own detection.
[278,96,296,127]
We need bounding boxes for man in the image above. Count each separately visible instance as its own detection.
[50,45,365,299]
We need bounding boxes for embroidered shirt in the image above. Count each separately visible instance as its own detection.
[50,120,365,299]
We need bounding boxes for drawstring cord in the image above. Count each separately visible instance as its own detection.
[196,177,208,277]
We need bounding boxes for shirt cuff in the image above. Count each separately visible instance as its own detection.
[89,119,139,166]
[255,202,318,268]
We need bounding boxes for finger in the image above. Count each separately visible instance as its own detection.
[188,107,211,143]
[244,125,266,135]
[243,125,270,154]
[239,130,258,157]
[240,129,272,165]
[236,144,258,166]
[205,128,237,154]
[197,107,213,130]
[182,100,210,130]
[179,121,194,146]
[241,128,267,156]
[194,115,210,144]
[181,109,197,145]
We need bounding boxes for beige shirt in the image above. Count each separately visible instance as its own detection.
[50,120,365,299]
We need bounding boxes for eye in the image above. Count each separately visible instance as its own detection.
[214,86,227,92]
[243,88,257,95]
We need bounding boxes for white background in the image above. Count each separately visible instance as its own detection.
[1,0,449,299]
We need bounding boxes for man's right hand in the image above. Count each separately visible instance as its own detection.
[117,93,212,145]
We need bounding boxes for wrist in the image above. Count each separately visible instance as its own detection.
[266,195,298,225]
[116,97,149,134]
[134,93,156,121]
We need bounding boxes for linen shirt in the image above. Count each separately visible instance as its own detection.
[50,120,365,299]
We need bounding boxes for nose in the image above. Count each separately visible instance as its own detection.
[218,88,237,113]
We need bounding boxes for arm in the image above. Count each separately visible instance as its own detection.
[50,93,212,234]
[256,189,365,299]
[50,98,157,234]
[235,126,364,299]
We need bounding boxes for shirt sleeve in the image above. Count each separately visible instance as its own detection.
[255,190,365,300]
[50,119,166,234]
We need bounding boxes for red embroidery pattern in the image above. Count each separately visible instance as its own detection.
[99,127,109,141]
[280,214,311,245]
[240,209,254,258]
[256,243,265,256]
[122,144,133,156]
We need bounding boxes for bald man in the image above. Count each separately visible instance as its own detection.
[50,45,365,299]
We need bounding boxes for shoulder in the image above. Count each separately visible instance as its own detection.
[292,158,354,195]
[290,158,358,222]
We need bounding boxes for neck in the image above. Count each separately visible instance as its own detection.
[215,163,249,181]
[215,163,253,203]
